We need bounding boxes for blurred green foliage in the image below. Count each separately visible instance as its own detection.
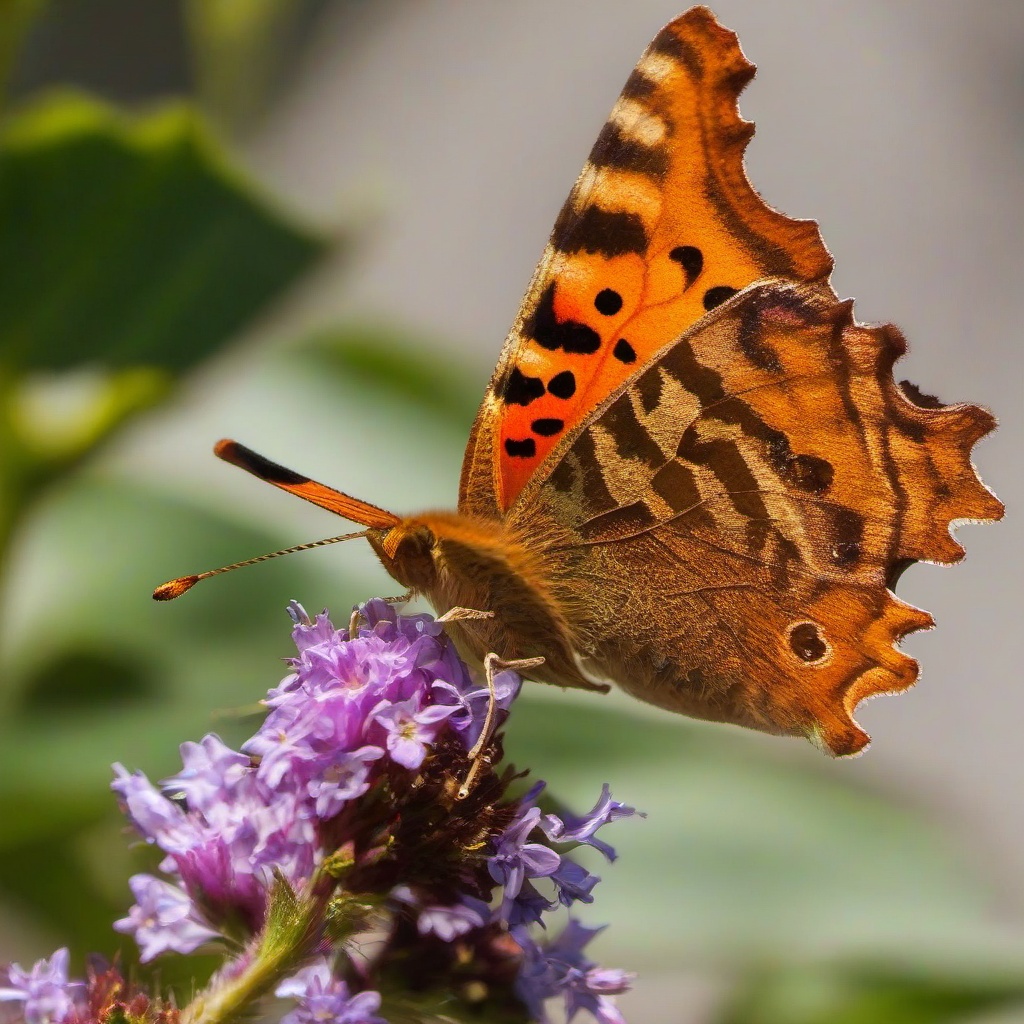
[0,3,1021,1022]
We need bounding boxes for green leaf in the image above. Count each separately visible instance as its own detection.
[0,90,327,372]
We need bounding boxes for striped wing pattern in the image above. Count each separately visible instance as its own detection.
[518,282,1002,754]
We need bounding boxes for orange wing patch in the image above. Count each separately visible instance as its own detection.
[491,6,833,510]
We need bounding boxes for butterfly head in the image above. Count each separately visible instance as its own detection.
[370,521,439,594]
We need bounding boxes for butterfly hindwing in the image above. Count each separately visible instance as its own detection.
[515,282,1001,754]
[460,6,833,520]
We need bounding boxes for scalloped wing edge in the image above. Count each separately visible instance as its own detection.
[657,7,834,282]
[789,293,1003,756]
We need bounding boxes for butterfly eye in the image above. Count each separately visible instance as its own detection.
[787,621,830,664]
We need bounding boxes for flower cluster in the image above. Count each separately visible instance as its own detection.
[4,600,637,1024]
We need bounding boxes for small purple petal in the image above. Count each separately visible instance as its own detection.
[417,896,490,941]
[513,920,633,1024]
[111,765,197,853]
[276,959,384,1024]
[309,745,384,818]
[114,875,220,962]
[542,784,639,862]
[0,948,83,1024]
[372,697,455,770]
[551,858,601,908]
[161,735,248,813]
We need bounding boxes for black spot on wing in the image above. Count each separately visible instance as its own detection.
[669,245,703,288]
[613,338,636,364]
[527,282,602,355]
[595,289,623,316]
[531,418,564,437]
[784,454,834,495]
[500,366,545,406]
[703,286,738,311]
[830,506,864,567]
[552,204,649,258]
[789,622,827,662]
[504,438,536,459]
[547,370,577,399]
[589,121,669,179]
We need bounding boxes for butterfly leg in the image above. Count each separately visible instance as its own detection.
[458,651,545,799]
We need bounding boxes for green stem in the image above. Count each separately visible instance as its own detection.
[181,874,353,1024]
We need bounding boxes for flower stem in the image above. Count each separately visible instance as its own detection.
[181,874,353,1024]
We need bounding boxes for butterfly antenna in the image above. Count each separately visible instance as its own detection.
[153,530,370,601]
[214,439,401,528]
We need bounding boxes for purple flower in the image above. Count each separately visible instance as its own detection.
[308,745,384,818]
[542,785,639,862]
[490,805,561,923]
[416,896,491,941]
[513,921,633,1024]
[550,859,600,908]
[275,960,384,1024]
[114,752,315,941]
[101,599,638,1020]
[0,948,83,1024]
[371,697,455,770]
[162,735,248,812]
[111,601,502,960]
[111,765,198,853]
[432,668,521,751]
[113,875,220,962]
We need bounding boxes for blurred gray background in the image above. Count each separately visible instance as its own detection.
[8,2,1023,1021]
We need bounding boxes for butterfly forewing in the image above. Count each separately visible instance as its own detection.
[459,6,833,520]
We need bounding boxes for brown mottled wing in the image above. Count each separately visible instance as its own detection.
[460,6,833,521]
[513,281,1002,754]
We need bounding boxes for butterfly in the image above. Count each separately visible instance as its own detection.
[156,7,1002,757]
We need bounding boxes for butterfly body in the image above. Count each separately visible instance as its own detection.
[163,7,1002,758]
[368,511,608,696]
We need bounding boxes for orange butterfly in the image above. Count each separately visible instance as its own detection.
[157,8,1001,758]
